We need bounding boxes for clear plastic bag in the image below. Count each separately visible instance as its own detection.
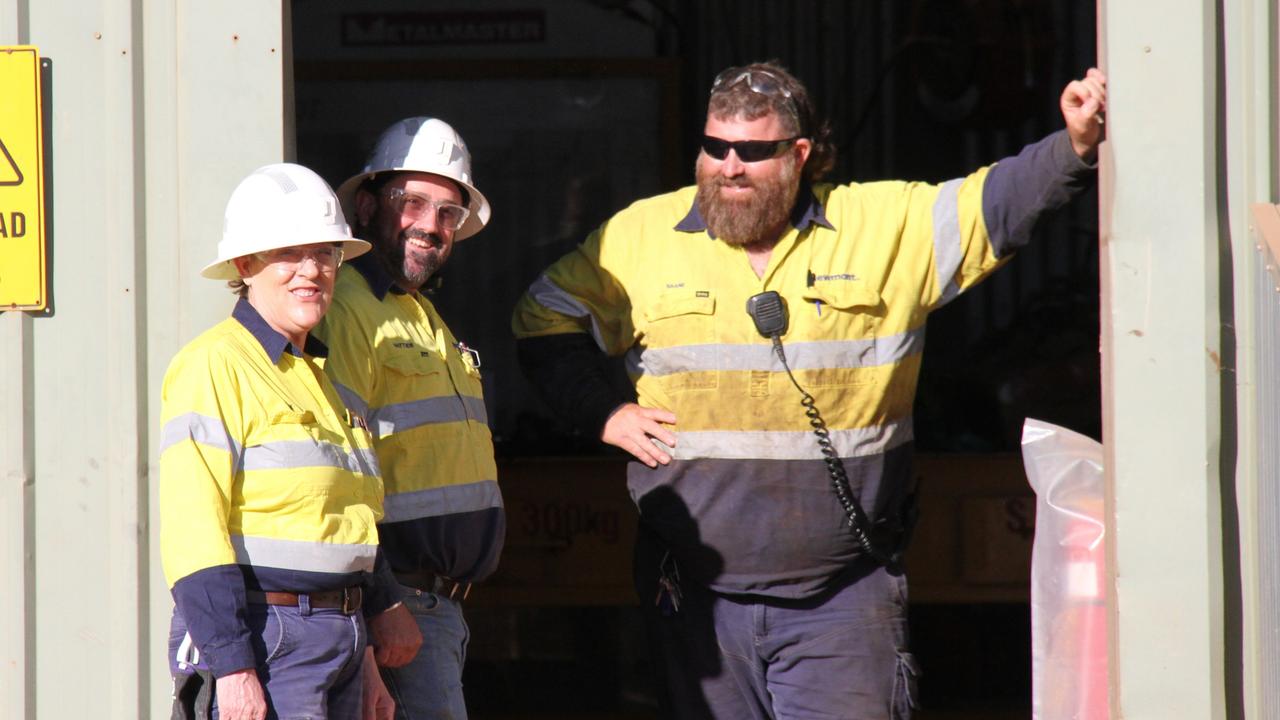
[1021,418,1108,720]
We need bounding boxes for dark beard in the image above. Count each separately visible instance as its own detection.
[376,228,442,289]
[695,158,799,247]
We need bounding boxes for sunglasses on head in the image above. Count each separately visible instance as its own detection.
[712,68,793,100]
[701,135,801,162]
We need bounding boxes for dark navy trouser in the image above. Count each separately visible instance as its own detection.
[639,554,920,719]
[169,600,367,719]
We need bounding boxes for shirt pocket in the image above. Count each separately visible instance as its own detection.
[800,282,884,387]
[379,351,469,440]
[641,290,718,392]
[243,411,340,507]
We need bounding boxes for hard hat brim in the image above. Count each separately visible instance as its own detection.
[336,170,491,242]
[201,236,372,281]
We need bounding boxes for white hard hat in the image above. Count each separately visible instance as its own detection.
[203,163,371,280]
[336,117,491,241]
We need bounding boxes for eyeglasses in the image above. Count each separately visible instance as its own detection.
[255,244,344,273]
[383,188,470,232]
[701,135,801,162]
[712,68,794,100]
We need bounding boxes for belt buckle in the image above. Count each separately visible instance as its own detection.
[341,587,361,615]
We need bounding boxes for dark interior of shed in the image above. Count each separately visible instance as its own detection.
[291,2,1101,717]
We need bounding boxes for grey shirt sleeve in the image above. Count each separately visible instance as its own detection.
[982,129,1097,258]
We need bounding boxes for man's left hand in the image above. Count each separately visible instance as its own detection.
[1061,67,1108,161]
[368,602,423,668]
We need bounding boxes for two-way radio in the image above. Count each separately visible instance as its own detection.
[746,291,903,567]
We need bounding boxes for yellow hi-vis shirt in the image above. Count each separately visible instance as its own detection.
[160,298,385,675]
[514,161,1013,597]
[514,172,1002,447]
[312,259,504,584]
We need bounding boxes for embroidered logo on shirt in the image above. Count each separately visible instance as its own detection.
[813,273,859,282]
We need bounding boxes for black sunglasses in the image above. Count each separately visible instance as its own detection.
[701,135,801,163]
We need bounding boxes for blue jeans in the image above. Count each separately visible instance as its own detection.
[641,563,920,720]
[379,583,470,720]
[169,602,367,720]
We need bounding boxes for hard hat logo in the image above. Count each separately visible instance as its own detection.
[336,116,491,242]
[202,163,372,281]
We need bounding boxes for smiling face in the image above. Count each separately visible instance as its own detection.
[695,112,811,249]
[356,172,464,293]
[233,244,339,349]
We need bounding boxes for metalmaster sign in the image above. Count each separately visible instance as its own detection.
[0,46,47,311]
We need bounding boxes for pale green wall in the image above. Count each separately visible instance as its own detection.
[1100,0,1276,718]
[0,1,291,718]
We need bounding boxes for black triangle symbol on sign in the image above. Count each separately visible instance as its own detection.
[0,137,24,187]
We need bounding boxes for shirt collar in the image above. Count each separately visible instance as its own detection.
[674,184,835,236]
[231,296,329,362]
[349,252,403,301]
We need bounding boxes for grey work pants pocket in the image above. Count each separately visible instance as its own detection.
[892,650,921,719]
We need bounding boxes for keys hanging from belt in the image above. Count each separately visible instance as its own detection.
[654,550,683,616]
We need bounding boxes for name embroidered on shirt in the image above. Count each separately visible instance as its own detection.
[814,273,859,282]
[666,282,685,289]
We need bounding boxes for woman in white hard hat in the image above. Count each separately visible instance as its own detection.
[158,163,401,720]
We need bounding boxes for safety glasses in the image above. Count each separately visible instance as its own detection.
[701,135,801,162]
[711,68,793,101]
[710,67,804,132]
[383,188,470,233]
[255,244,344,273]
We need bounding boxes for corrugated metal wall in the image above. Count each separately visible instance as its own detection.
[1253,258,1280,720]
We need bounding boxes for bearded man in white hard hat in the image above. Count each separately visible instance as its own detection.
[313,117,504,720]
[160,163,397,720]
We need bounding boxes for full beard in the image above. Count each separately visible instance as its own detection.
[695,158,800,248]
[379,228,444,289]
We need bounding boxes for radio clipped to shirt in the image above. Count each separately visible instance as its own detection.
[746,291,912,567]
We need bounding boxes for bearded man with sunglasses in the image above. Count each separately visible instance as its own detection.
[313,117,504,720]
[514,61,1106,719]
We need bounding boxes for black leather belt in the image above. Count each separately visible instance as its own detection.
[395,570,472,602]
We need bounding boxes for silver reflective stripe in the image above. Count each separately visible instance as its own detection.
[461,395,489,426]
[242,440,380,477]
[528,274,607,350]
[382,478,503,523]
[632,329,925,377]
[661,419,913,461]
[231,534,378,574]
[160,412,242,460]
[369,395,487,439]
[334,381,370,418]
[932,178,965,308]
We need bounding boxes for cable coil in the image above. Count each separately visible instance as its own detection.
[772,338,898,565]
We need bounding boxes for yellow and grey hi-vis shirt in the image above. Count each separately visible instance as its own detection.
[513,130,1094,599]
[312,256,504,585]
[160,298,387,677]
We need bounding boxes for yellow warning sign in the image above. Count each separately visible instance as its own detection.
[0,46,47,311]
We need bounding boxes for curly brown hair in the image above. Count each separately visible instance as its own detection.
[706,60,836,185]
